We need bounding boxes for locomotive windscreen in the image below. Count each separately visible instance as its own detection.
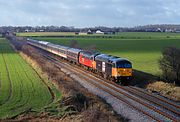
[116,62,132,68]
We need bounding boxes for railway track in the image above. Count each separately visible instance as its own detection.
[36,48,180,122]
[127,86,180,115]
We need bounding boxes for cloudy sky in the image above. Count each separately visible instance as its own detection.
[0,0,179,27]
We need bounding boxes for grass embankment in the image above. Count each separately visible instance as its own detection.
[30,32,180,75]
[147,81,180,101]
[0,38,61,119]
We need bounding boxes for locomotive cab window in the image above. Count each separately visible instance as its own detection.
[116,62,132,68]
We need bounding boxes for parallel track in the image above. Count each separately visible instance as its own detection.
[128,86,180,115]
[40,51,180,122]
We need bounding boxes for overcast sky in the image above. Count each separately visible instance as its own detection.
[0,0,180,27]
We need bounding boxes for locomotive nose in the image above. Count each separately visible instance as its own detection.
[117,68,132,76]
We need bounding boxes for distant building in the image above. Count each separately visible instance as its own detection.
[87,29,93,34]
[25,29,29,32]
[156,28,163,32]
[175,29,180,33]
[39,29,44,32]
[165,29,173,32]
[96,30,104,34]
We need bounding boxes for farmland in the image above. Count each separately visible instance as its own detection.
[0,38,61,119]
[16,32,76,37]
[18,32,180,75]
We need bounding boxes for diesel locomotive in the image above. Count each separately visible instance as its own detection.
[27,38,132,82]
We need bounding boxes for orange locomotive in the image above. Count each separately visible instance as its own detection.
[94,54,132,82]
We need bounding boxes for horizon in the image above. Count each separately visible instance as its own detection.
[1,24,180,28]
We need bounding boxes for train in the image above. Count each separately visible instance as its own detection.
[27,38,132,83]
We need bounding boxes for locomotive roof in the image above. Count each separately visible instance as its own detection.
[95,54,130,63]
[80,51,100,57]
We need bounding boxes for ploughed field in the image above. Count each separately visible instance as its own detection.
[0,38,61,119]
[23,32,180,75]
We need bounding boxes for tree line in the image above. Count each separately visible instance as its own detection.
[1,24,180,33]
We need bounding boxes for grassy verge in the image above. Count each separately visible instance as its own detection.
[19,52,62,106]
[147,81,180,101]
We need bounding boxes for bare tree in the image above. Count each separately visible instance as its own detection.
[159,47,180,85]
[70,40,79,48]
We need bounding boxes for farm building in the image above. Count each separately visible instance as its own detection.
[96,30,104,34]
[87,29,93,34]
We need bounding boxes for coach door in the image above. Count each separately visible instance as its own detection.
[102,62,105,72]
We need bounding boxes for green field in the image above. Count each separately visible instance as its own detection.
[16,32,76,36]
[28,32,180,75]
[17,32,180,38]
[0,38,61,119]
[116,32,180,39]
